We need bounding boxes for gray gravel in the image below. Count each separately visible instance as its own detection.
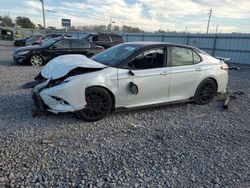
[0,44,249,187]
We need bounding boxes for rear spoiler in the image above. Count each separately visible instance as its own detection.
[215,56,230,61]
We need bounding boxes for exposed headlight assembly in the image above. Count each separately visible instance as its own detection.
[47,79,69,88]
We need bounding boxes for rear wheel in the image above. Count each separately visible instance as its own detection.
[194,79,217,105]
[29,54,43,66]
[75,87,112,122]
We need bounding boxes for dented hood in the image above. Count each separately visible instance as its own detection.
[41,54,107,79]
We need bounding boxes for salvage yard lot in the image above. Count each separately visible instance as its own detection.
[0,45,249,187]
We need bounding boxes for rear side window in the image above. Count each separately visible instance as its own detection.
[170,47,194,66]
[111,35,123,42]
[71,40,90,48]
[193,51,202,64]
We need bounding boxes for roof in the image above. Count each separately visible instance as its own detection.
[123,41,206,54]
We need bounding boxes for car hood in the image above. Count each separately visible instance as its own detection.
[41,54,107,79]
[15,45,42,52]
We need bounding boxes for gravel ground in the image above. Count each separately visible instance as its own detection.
[0,45,249,188]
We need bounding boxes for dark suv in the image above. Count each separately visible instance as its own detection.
[80,33,123,49]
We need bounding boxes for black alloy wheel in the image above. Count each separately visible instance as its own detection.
[75,87,112,122]
[195,79,217,105]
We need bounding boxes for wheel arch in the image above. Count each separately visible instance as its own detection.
[85,85,116,111]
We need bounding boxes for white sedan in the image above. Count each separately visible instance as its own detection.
[30,42,229,121]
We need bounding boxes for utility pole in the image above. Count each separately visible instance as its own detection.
[215,25,219,34]
[206,9,212,34]
[40,0,46,29]
[109,18,112,32]
[185,26,187,33]
[109,18,115,32]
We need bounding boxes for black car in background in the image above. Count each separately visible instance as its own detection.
[80,33,123,49]
[32,33,66,45]
[14,34,43,47]
[25,34,43,46]
[13,37,104,66]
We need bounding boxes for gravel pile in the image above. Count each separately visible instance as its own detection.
[0,45,249,187]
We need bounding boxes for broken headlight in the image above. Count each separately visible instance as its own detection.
[47,79,69,88]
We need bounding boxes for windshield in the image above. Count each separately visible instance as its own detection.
[91,44,141,67]
[41,38,58,47]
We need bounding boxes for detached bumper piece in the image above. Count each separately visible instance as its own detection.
[32,92,48,117]
[223,90,244,109]
[31,79,50,117]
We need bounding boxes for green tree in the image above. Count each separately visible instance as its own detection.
[15,16,35,29]
[0,15,15,27]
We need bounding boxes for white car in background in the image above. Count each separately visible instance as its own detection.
[28,42,229,121]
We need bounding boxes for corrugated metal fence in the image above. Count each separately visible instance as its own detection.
[14,28,250,65]
[122,33,250,65]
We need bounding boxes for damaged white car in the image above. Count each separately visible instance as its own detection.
[26,42,229,121]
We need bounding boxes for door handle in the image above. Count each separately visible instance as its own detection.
[160,71,168,75]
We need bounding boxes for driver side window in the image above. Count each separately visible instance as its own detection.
[128,48,165,69]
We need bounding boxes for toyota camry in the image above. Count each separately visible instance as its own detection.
[27,42,229,121]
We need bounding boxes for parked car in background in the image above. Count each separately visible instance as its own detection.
[27,42,229,121]
[13,37,104,66]
[80,33,123,49]
[14,34,43,47]
[25,34,43,46]
[32,33,65,45]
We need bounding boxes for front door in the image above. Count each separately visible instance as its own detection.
[117,48,171,108]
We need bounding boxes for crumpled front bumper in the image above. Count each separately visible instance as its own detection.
[32,79,86,114]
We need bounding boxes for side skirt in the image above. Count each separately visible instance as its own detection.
[115,98,194,112]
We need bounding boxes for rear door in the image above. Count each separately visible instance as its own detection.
[168,46,205,100]
[117,47,171,107]
[70,39,91,56]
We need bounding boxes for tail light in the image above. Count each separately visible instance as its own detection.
[221,64,229,71]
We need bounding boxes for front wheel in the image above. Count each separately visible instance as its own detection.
[75,87,112,122]
[29,54,44,66]
[194,79,217,105]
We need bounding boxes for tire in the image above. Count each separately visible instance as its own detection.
[29,54,44,66]
[75,87,112,122]
[194,79,217,105]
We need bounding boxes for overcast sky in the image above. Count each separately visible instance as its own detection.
[1,0,250,33]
